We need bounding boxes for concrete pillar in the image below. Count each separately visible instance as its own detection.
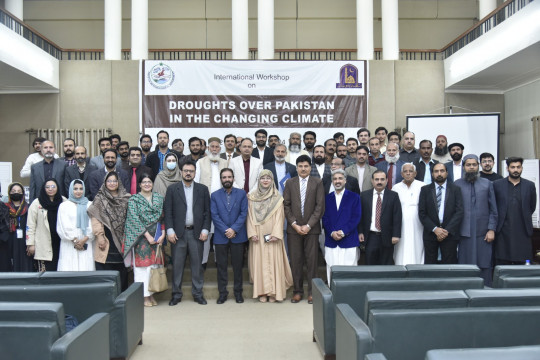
[104,0,122,60]
[479,0,498,19]
[356,0,374,60]
[5,0,23,20]
[381,0,399,60]
[131,0,148,60]
[232,0,249,60]
[258,0,274,60]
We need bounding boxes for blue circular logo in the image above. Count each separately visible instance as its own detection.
[148,63,175,89]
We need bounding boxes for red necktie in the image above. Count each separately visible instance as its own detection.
[375,192,382,231]
[131,168,137,195]
[387,163,394,190]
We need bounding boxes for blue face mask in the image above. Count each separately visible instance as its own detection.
[166,162,177,170]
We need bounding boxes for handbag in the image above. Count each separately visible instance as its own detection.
[148,245,168,293]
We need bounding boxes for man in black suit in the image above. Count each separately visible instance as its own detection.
[418,163,464,264]
[493,157,537,265]
[122,147,153,194]
[87,149,130,200]
[311,145,332,179]
[375,142,404,190]
[29,140,66,202]
[64,146,97,196]
[164,161,211,306]
[323,157,360,195]
[415,139,438,185]
[252,129,275,165]
[359,170,402,265]
[263,144,297,193]
[145,130,183,178]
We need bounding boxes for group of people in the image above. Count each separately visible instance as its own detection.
[0,127,535,307]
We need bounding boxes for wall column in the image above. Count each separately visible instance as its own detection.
[5,0,23,20]
[356,0,374,60]
[479,0,498,19]
[105,0,122,60]
[232,0,249,59]
[258,0,274,60]
[131,0,148,60]
[381,0,399,60]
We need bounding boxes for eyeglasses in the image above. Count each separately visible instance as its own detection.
[45,185,57,189]
[183,169,195,173]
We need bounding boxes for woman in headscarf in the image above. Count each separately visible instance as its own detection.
[26,178,66,271]
[153,153,182,197]
[56,180,95,271]
[124,173,165,307]
[0,184,10,271]
[247,170,293,303]
[5,182,34,271]
[87,171,131,291]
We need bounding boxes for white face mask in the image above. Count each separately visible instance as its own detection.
[166,162,177,170]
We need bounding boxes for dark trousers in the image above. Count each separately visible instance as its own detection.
[95,262,128,292]
[365,232,394,265]
[215,242,244,296]
[424,236,458,264]
[171,229,204,299]
[288,232,318,295]
[495,258,527,265]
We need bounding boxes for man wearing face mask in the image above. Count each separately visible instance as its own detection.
[87,149,130,200]
[29,140,67,202]
[124,147,152,195]
[64,146,97,197]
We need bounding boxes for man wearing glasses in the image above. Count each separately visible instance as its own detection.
[479,153,503,182]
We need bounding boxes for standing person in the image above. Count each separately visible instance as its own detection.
[285,132,310,165]
[87,171,131,291]
[60,138,77,167]
[124,174,165,307]
[5,183,34,271]
[345,138,358,167]
[303,131,317,158]
[229,138,263,194]
[375,127,388,154]
[179,137,204,166]
[480,152,503,182]
[392,163,425,265]
[264,144,297,194]
[375,142,404,190]
[56,180,95,271]
[145,130,182,178]
[284,155,325,304]
[418,163,464,264]
[211,169,248,304]
[322,169,362,282]
[87,149,130,200]
[455,154,498,285]
[368,137,385,166]
[164,161,211,306]
[26,179,66,271]
[311,145,331,179]
[494,157,537,265]
[153,153,183,197]
[345,145,377,192]
[172,138,184,155]
[20,137,50,178]
[220,134,239,165]
[247,170,293,303]
[399,131,420,163]
[323,157,360,195]
[123,147,153,195]
[64,146,97,197]
[445,143,464,182]
[89,137,112,169]
[415,140,438,185]
[357,128,370,147]
[0,187,9,271]
[359,171,402,265]
[324,139,337,165]
[29,140,66,202]
[432,135,452,164]
[139,134,153,165]
[253,129,275,165]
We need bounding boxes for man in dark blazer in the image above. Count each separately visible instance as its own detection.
[263,144,297,193]
[64,146,97,197]
[415,140,438,184]
[121,147,153,194]
[359,170,402,265]
[252,129,275,165]
[211,168,248,304]
[29,140,66,202]
[418,163,464,264]
[311,145,332,179]
[87,149,130,201]
[375,142,403,190]
[165,161,211,306]
[323,157,360,195]
[493,157,537,265]
[284,155,325,304]
[145,130,183,178]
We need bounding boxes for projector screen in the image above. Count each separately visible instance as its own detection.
[407,113,500,172]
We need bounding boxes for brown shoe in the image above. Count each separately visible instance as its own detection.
[291,294,302,303]
[307,295,313,304]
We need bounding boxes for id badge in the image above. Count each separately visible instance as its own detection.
[16,229,23,239]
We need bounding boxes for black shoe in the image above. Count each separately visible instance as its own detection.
[193,296,207,305]
[169,297,182,306]
[235,294,244,303]
[217,294,228,304]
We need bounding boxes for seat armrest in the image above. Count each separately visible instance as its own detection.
[312,278,335,356]
[336,303,373,360]
[364,354,388,360]
[110,282,144,358]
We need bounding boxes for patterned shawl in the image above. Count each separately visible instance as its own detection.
[153,153,182,197]
[123,192,164,257]
[247,169,283,225]
[6,182,28,232]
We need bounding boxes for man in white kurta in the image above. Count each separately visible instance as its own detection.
[392,163,425,265]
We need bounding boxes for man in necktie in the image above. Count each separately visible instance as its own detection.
[220,134,238,166]
[284,155,325,304]
[419,163,464,264]
[123,147,152,195]
[375,142,404,190]
[359,170,402,265]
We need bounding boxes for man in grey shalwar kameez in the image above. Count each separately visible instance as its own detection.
[454,154,498,286]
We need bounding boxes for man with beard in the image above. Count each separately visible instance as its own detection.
[60,138,76,166]
[323,157,360,195]
[357,128,370,146]
[445,143,464,182]
[286,132,309,165]
[432,135,452,163]
[346,145,377,192]
[252,129,275,165]
[179,137,203,167]
[345,137,358,166]
[21,136,53,178]
[165,161,211,306]
[268,135,280,149]
[117,141,130,170]
[455,154,498,285]
[211,168,248,304]
[368,137,385,166]
[64,146,97,197]
[264,144,297,194]
[29,140,67,202]
[310,145,331,179]
[399,131,420,163]
[418,163,464,264]
[123,147,152,195]
[87,149,130,200]
[479,153,503,181]
[415,140,438,185]
[200,139,207,156]
[229,138,263,193]
[375,127,388,154]
[336,144,350,164]
[90,137,112,169]
[322,169,362,281]
[375,142,404,190]
[145,130,183,178]
[303,131,316,158]
[139,134,153,165]
[172,138,184,155]
[324,139,337,165]
[493,157,537,265]
[220,134,239,165]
